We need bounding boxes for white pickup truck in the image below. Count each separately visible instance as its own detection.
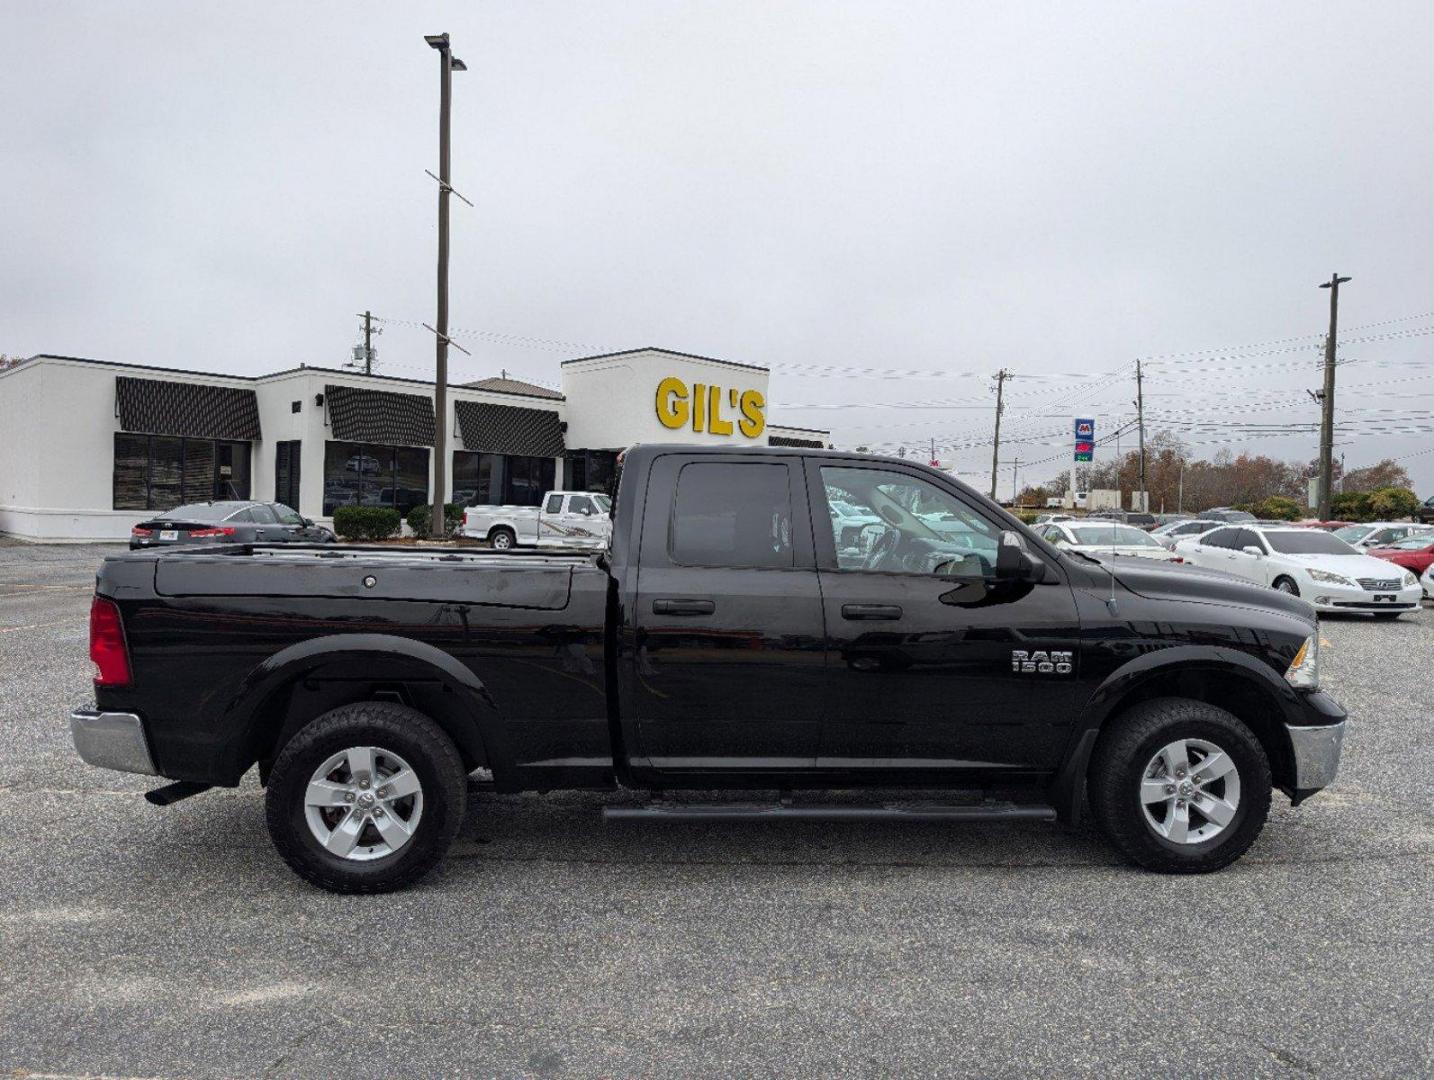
[461,490,612,550]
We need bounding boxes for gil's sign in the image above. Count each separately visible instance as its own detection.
[656,377,766,439]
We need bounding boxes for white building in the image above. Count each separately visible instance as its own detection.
[0,347,829,541]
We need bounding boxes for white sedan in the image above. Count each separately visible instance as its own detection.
[1040,521,1182,562]
[1176,524,1423,617]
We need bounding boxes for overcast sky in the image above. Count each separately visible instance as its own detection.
[4,2,1433,494]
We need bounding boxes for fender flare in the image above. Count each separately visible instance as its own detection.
[1048,645,1298,824]
[217,633,509,783]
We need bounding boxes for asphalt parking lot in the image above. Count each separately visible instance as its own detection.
[1,541,1431,1078]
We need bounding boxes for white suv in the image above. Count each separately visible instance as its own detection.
[1176,524,1423,617]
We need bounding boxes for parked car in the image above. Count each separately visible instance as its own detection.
[1150,519,1222,550]
[1039,521,1182,562]
[1418,496,1434,524]
[1331,522,1434,550]
[1366,536,1434,593]
[130,501,335,549]
[1176,524,1422,616]
[1124,512,1158,530]
[1202,508,1258,524]
[1423,561,1434,599]
[1033,513,1075,525]
[1295,519,1354,532]
[461,491,611,549]
[71,445,1346,891]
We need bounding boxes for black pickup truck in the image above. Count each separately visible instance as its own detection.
[72,445,1346,892]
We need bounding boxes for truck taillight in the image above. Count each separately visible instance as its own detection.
[90,596,132,687]
[187,527,236,538]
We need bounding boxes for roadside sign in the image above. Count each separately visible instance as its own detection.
[1074,418,1095,461]
[1074,442,1094,462]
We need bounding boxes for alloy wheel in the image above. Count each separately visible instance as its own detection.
[303,746,424,861]
[1139,738,1241,845]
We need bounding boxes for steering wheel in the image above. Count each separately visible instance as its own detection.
[864,527,900,571]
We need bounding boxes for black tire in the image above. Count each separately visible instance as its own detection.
[1272,576,1299,596]
[265,702,467,893]
[1088,698,1271,874]
[1372,612,1402,620]
[489,527,516,550]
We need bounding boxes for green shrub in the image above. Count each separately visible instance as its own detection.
[332,506,402,541]
[405,503,464,540]
[1366,487,1420,521]
[1330,491,1372,522]
[1250,495,1302,521]
[1015,510,1040,525]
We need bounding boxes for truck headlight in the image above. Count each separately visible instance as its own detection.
[1403,571,1418,588]
[1284,634,1319,690]
[1308,569,1354,587]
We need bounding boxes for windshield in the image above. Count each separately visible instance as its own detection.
[156,503,236,522]
[1070,525,1161,547]
[1380,535,1434,551]
[1333,525,1373,542]
[592,494,612,512]
[1265,530,1358,555]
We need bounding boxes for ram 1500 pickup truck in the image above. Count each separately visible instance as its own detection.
[72,445,1346,893]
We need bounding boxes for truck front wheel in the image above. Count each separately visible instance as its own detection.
[265,702,467,893]
[1089,698,1271,873]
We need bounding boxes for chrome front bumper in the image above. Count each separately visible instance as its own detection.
[1286,720,1345,791]
[70,708,157,776]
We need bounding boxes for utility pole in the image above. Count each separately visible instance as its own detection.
[1316,273,1351,520]
[1011,457,1019,505]
[1177,464,1184,514]
[1135,360,1147,512]
[425,33,467,538]
[990,368,1010,500]
[930,436,936,468]
[358,310,376,375]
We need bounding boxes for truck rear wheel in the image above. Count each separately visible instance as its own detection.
[265,702,467,893]
[1088,698,1271,874]
[489,526,516,550]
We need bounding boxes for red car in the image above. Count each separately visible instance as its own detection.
[1367,535,1434,580]
[1295,519,1354,531]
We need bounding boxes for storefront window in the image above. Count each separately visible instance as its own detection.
[322,441,430,515]
[565,450,618,496]
[274,441,301,509]
[112,434,252,511]
[453,451,554,507]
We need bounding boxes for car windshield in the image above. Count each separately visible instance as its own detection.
[1381,535,1434,551]
[1070,525,1161,547]
[1333,525,1373,542]
[156,503,236,522]
[591,494,612,512]
[1264,530,1358,555]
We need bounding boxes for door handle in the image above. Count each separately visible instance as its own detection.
[652,598,716,616]
[842,603,903,620]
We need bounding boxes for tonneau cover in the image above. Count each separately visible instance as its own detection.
[152,549,574,610]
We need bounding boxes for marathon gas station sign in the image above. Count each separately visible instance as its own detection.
[1074,417,1095,461]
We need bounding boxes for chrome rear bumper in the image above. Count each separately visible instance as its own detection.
[70,708,157,776]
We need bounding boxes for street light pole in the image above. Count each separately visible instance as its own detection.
[1316,273,1350,521]
[425,33,466,539]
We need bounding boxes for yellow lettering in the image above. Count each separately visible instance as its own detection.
[738,389,766,438]
[692,383,705,432]
[707,384,734,436]
[655,377,689,429]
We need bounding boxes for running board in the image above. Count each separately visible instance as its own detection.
[602,801,1056,823]
[144,781,212,806]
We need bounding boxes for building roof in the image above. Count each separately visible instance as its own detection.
[460,375,564,400]
[559,346,768,374]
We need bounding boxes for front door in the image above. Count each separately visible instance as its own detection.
[807,460,1081,778]
[628,454,826,773]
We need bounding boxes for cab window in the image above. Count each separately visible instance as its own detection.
[545,493,563,514]
[818,466,998,578]
[671,462,793,569]
[569,495,596,515]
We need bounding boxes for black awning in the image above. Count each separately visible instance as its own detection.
[455,400,565,457]
[769,435,825,448]
[115,376,262,441]
[325,384,436,446]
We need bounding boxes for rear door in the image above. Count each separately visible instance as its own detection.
[628,453,826,772]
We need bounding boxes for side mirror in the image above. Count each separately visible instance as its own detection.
[1242,545,1263,557]
[996,530,1048,583]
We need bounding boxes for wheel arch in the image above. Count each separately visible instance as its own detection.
[1049,647,1299,824]
[217,634,510,786]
